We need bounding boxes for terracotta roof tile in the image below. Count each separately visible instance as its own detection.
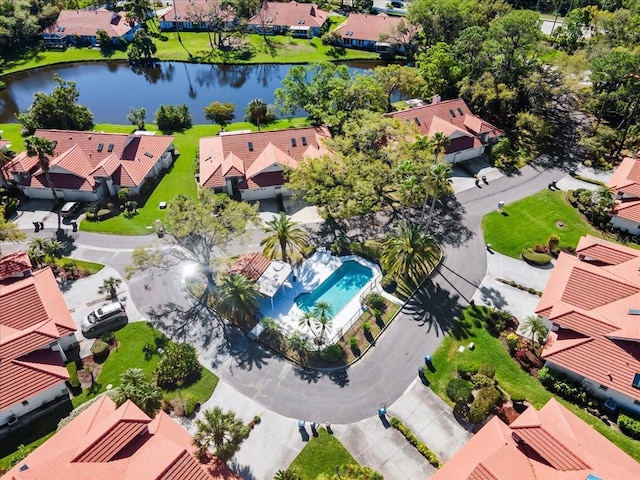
[576,235,639,265]
[387,99,503,153]
[0,251,32,280]
[160,0,236,24]
[199,126,330,189]
[609,157,640,197]
[248,1,329,28]
[432,399,639,480]
[229,253,271,281]
[612,198,640,223]
[44,9,134,39]
[3,151,39,175]
[560,266,639,309]
[334,13,404,42]
[3,398,240,480]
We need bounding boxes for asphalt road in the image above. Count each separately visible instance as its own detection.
[2,163,561,423]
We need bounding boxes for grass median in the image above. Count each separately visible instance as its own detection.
[288,428,357,480]
[482,189,600,258]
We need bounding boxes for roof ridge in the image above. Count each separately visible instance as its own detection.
[12,357,68,379]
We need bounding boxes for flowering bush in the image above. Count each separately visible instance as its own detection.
[153,343,200,388]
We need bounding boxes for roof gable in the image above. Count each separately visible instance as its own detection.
[335,13,404,42]
[248,1,329,28]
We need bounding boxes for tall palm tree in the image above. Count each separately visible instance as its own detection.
[312,301,333,345]
[192,406,248,461]
[25,136,60,230]
[216,273,259,324]
[381,222,440,283]
[98,276,122,300]
[421,161,452,231]
[522,315,548,352]
[260,212,308,264]
[431,131,450,161]
[245,98,269,130]
[298,310,318,343]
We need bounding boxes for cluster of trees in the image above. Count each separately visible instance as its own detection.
[0,0,58,58]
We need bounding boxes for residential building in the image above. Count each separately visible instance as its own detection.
[432,398,639,480]
[247,1,329,38]
[42,9,139,48]
[608,156,640,235]
[387,97,503,163]
[2,396,241,479]
[2,130,175,202]
[0,252,78,429]
[198,126,331,201]
[536,235,640,415]
[333,13,405,54]
[158,0,236,31]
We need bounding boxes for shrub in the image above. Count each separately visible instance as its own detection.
[90,340,110,361]
[567,189,577,206]
[154,104,192,133]
[349,336,358,348]
[66,362,81,388]
[253,415,261,424]
[506,333,519,352]
[471,373,496,389]
[380,274,396,292]
[469,387,502,423]
[365,292,387,313]
[478,364,496,379]
[487,310,508,334]
[457,361,479,380]
[168,394,198,417]
[446,378,473,405]
[153,342,201,388]
[389,417,440,467]
[320,344,344,363]
[99,331,116,346]
[349,240,382,262]
[362,321,371,334]
[521,249,552,266]
[618,413,640,440]
[537,367,592,407]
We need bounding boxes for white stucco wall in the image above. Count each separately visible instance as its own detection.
[20,186,101,202]
[0,383,69,427]
[611,215,640,235]
[241,185,290,201]
[445,146,485,164]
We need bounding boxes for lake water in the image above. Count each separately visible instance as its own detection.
[0,61,378,124]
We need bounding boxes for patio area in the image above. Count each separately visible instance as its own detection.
[253,251,382,345]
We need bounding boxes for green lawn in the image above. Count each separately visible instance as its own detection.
[71,322,218,408]
[57,258,104,274]
[2,21,379,76]
[288,428,357,480]
[424,306,640,461]
[482,189,600,258]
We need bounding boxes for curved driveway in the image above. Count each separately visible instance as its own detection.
[3,163,561,423]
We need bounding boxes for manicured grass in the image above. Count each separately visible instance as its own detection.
[2,22,379,76]
[56,257,104,274]
[482,189,600,258]
[424,306,640,461]
[71,322,218,408]
[0,124,26,153]
[288,428,357,480]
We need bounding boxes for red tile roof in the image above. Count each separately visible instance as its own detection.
[536,235,640,403]
[612,198,640,223]
[20,130,175,190]
[0,251,32,280]
[609,156,640,198]
[199,126,330,189]
[2,397,240,480]
[334,13,403,42]
[0,264,76,410]
[247,1,328,28]
[2,151,39,177]
[159,0,236,23]
[387,99,503,153]
[0,139,10,150]
[229,253,271,281]
[432,399,639,480]
[43,9,135,39]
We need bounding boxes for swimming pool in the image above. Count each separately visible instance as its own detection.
[295,260,374,315]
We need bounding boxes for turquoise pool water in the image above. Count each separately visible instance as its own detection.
[295,261,374,315]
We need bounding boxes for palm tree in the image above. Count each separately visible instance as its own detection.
[522,315,548,351]
[245,98,269,130]
[421,161,452,231]
[260,212,308,264]
[98,276,122,300]
[262,316,281,339]
[216,273,259,324]
[298,310,318,342]
[312,301,334,345]
[114,368,162,417]
[192,406,248,461]
[28,237,64,268]
[25,136,60,230]
[381,222,440,283]
[274,468,302,480]
[431,131,450,161]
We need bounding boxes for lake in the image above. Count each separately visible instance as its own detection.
[0,61,378,124]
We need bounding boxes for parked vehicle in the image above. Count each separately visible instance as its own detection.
[390,1,404,8]
[81,302,128,338]
[60,201,81,217]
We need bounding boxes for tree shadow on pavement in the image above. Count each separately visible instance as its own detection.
[229,460,256,480]
[292,366,350,387]
[216,328,273,372]
[146,301,224,348]
[403,279,465,337]
[427,197,474,247]
[293,366,322,383]
[478,285,508,310]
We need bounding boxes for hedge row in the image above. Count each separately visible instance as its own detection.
[618,413,640,440]
[521,249,552,266]
[538,367,595,407]
[390,417,441,468]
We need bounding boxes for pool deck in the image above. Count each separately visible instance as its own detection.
[254,251,382,344]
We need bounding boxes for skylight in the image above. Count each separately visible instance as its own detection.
[449,109,456,117]
[629,309,640,315]
[291,138,297,147]
[633,373,640,389]
[248,142,254,151]
[144,151,153,158]
[457,107,464,115]
[301,136,307,146]
[414,117,421,126]
[107,143,114,152]
[97,143,104,152]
